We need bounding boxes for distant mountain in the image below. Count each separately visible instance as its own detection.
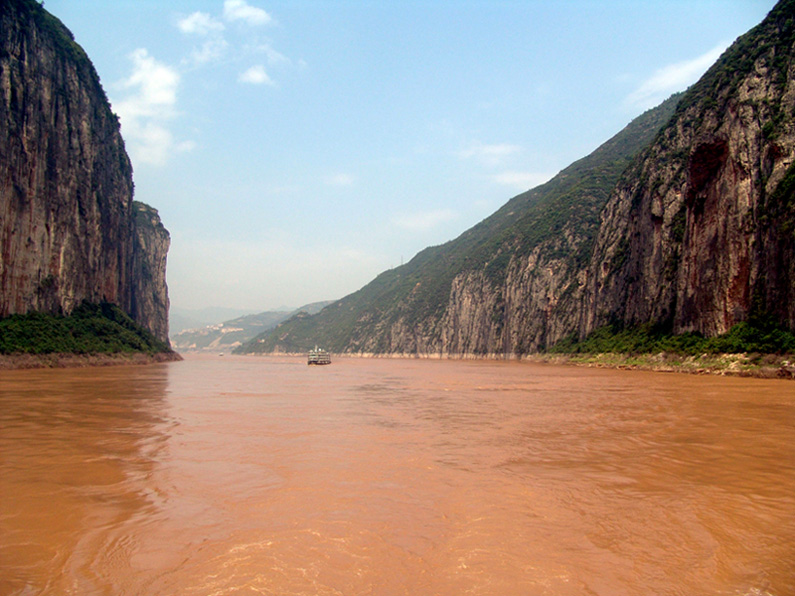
[174,301,332,352]
[169,306,260,335]
[238,0,795,357]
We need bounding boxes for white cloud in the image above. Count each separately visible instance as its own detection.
[224,0,272,26]
[178,12,225,35]
[392,209,457,232]
[113,49,190,167]
[119,48,178,111]
[129,123,176,166]
[177,12,229,66]
[326,173,355,186]
[459,142,522,166]
[176,140,197,153]
[625,42,728,110]
[193,38,230,65]
[493,171,554,191]
[238,64,275,85]
[175,3,291,81]
[260,43,290,66]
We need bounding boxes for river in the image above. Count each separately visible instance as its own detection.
[1,355,793,595]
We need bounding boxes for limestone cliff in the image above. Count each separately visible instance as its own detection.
[0,0,171,342]
[239,95,681,355]
[584,0,795,337]
[130,202,170,343]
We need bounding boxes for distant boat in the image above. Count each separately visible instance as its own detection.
[307,346,331,365]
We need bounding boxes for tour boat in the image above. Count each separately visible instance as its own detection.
[307,346,331,365]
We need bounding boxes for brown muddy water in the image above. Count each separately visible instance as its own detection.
[1,354,793,596]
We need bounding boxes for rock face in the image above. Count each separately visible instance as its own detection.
[130,202,170,343]
[242,95,681,355]
[0,0,171,342]
[584,0,795,337]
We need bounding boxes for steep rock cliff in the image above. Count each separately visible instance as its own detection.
[585,0,795,337]
[0,0,171,342]
[130,202,170,343]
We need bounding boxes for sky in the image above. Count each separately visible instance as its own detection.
[43,0,775,315]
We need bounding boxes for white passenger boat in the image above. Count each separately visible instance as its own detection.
[307,346,331,365]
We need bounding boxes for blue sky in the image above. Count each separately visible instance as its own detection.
[44,0,774,314]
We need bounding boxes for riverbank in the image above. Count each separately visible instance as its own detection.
[0,351,183,370]
[238,350,795,380]
[524,351,795,380]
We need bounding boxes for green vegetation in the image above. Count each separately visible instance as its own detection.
[548,319,795,357]
[239,2,795,358]
[32,4,89,68]
[0,302,172,355]
[6,0,91,73]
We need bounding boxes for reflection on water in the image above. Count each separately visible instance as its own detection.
[1,355,793,595]
[0,365,171,594]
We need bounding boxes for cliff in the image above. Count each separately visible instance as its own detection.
[241,0,795,357]
[584,0,795,337]
[0,0,171,343]
[130,202,170,342]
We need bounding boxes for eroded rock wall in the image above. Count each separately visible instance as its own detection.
[130,202,170,342]
[0,0,171,342]
[584,5,795,336]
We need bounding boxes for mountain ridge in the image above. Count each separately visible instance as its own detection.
[239,0,795,357]
[237,94,682,355]
[173,301,332,352]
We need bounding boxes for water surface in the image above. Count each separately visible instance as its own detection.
[1,355,793,595]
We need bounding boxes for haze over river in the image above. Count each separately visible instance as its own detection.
[1,355,793,595]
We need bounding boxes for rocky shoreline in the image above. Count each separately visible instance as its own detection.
[523,352,795,380]
[0,351,183,370]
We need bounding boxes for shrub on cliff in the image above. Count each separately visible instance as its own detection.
[548,320,795,356]
[0,302,172,355]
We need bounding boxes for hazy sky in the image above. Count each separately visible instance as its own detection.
[44,0,774,313]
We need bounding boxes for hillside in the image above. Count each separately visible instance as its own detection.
[175,301,332,352]
[241,0,795,357]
